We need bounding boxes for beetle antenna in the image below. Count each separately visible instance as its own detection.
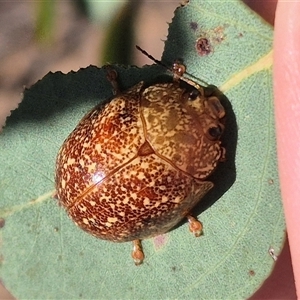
[135,45,171,71]
[136,45,209,86]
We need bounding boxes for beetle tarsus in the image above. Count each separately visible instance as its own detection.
[187,215,203,237]
[132,239,144,265]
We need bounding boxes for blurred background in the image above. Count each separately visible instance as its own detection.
[0,0,179,130]
[1,1,292,300]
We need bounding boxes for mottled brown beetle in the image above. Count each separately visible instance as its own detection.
[55,50,226,265]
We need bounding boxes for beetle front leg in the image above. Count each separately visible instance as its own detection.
[105,66,120,95]
[187,215,203,237]
[132,239,144,266]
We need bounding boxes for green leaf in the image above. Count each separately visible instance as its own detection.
[0,1,284,299]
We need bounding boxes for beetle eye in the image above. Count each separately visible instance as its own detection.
[207,125,223,140]
[189,89,200,101]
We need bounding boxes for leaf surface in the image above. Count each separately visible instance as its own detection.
[0,1,284,299]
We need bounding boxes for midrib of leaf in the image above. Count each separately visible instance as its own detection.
[0,190,54,218]
[220,50,273,92]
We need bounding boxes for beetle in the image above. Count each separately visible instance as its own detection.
[55,52,226,265]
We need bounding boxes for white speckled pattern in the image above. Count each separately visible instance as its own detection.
[55,78,225,242]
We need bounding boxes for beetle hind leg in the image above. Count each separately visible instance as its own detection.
[132,239,144,266]
[187,215,203,237]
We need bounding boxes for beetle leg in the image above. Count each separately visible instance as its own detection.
[219,146,226,162]
[52,190,58,199]
[52,190,65,207]
[187,215,203,237]
[132,239,144,266]
[105,66,120,95]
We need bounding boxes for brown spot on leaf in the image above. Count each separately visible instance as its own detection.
[0,218,5,228]
[212,26,226,43]
[190,22,198,31]
[196,38,212,56]
[249,270,255,276]
[195,25,226,57]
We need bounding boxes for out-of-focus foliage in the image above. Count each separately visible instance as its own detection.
[34,0,135,64]
[35,1,55,44]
